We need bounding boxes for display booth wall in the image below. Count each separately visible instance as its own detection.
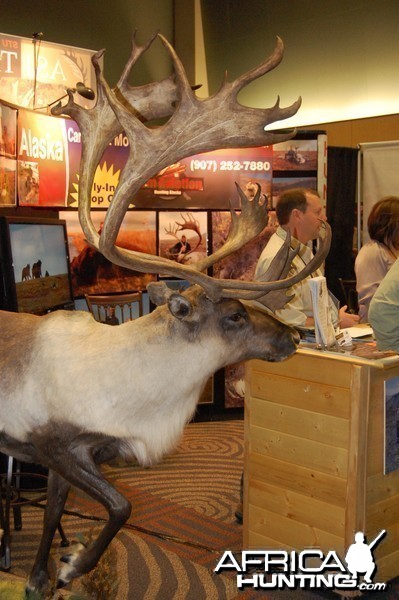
[357,141,399,246]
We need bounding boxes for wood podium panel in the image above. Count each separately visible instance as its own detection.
[244,347,399,583]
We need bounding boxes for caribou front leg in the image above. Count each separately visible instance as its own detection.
[26,470,71,595]
[50,446,131,589]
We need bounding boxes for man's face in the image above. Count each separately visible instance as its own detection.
[295,193,326,243]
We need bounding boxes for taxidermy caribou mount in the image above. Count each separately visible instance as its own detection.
[0,32,331,594]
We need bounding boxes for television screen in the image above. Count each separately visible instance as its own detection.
[0,217,74,314]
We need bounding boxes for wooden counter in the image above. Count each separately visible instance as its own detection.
[244,345,399,583]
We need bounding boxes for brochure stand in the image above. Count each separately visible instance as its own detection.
[308,275,336,348]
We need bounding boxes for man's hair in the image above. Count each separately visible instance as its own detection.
[276,188,320,225]
[368,196,399,250]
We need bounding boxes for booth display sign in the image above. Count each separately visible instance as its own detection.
[11,104,326,212]
[0,32,98,110]
[66,128,130,209]
[17,109,70,206]
[134,146,273,209]
[68,143,273,211]
[16,109,130,208]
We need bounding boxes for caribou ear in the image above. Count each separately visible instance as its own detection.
[167,293,193,320]
[147,282,194,319]
[147,281,174,306]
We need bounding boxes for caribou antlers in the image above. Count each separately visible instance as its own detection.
[52,32,330,304]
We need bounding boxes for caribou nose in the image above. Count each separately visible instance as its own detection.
[292,329,301,345]
[290,327,301,346]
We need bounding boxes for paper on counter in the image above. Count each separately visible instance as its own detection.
[343,326,373,338]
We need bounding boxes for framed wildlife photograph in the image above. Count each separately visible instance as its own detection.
[273,139,318,171]
[0,156,17,207]
[158,211,208,269]
[0,216,74,314]
[0,103,17,158]
[60,210,156,296]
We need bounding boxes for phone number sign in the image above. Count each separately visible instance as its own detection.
[134,146,273,209]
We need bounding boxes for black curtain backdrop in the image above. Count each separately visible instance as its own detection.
[325,146,358,305]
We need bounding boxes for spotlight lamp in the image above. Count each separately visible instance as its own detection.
[33,82,95,111]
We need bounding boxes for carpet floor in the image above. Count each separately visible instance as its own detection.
[1,420,398,599]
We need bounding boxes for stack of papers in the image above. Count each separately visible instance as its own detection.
[343,326,373,339]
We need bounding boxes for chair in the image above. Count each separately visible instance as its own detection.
[0,455,69,570]
[338,278,359,314]
[85,291,143,325]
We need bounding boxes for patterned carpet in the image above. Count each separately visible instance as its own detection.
[3,421,245,599]
[3,420,398,599]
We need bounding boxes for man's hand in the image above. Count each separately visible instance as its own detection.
[339,305,360,328]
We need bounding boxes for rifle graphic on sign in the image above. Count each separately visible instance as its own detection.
[345,529,386,583]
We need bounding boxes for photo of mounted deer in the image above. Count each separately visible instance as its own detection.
[0,31,331,595]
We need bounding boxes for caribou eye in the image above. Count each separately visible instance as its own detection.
[228,311,247,323]
[221,303,248,330]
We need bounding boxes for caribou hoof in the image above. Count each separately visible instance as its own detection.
[25,571,50,597]
[56,578,67,589]
[24,582,48,600]
[56,542,85,588]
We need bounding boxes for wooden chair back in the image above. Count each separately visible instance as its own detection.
[85,291,143,325]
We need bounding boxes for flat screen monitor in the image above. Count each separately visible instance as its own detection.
[0,216,74,314]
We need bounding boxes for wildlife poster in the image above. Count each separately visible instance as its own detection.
[272,139,318,171]
[0,103,17,157]
[60,210,156,297]
[0,156,16,207]
[158,211,208,268]
[9,221,72,313]
[384,376,399,474]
